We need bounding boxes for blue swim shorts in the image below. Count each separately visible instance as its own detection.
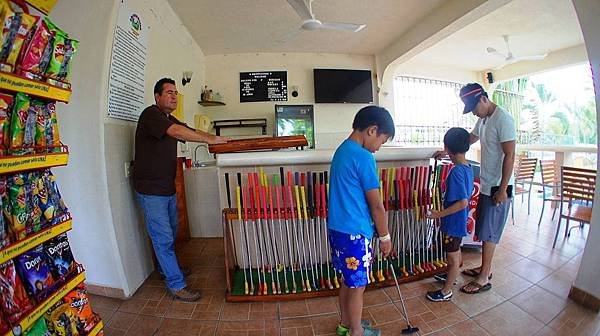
[328,229,373,288]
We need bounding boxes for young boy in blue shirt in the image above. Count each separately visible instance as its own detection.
[426,127,474,302]
[329,106,395,336]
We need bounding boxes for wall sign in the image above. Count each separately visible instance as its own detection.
[240,71,287,102]
[107,0,149,122]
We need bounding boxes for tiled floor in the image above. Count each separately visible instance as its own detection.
[93,196,600,336]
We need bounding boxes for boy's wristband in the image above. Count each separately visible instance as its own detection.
[379,234,391,242]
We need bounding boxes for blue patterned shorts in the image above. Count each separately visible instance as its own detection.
[328,229,373,288]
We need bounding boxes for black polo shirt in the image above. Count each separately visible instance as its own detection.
[133,105,189,196]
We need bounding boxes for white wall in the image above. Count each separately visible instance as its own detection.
[203,53,376,149]
[50,0,206,296]
[572,0,600,300]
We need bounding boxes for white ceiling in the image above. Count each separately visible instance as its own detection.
[414,0,585,71]
[166,0,585,72]
[165,0,446,55]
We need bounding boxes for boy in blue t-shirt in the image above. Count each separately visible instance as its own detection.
[329,106,395,336]
[426,127,474,302]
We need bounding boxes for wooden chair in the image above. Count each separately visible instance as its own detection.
[511,157,538,220]
[537,160,568,226]
[552,166,596,248]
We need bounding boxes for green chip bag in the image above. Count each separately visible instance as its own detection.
[24,317,51,336]
[33,101,46,153]
[45,30,66,79]
[10,92,29,152]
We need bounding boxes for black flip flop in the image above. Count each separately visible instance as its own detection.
[460,281,492,294]
[461,268,493,280]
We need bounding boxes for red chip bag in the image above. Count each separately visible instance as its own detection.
[0,311,9,335]
[64,284,98,334]
[20,17,51,75]
[0,259,35,324]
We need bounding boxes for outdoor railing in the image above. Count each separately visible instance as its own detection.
[390,125,578,147]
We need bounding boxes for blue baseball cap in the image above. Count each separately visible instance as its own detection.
[460,83,487,114]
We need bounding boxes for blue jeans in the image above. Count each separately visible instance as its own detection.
[136,192,186,290]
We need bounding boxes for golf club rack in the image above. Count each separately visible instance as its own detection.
[221,162,453,302]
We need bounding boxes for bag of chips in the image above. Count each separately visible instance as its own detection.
[5,13,37,69]
[0,93,12,156]
[64,284,98,334]
[49,301,79,336]
[43,233,75,279]
[8,173,28,239]
[23,103,38,151]
[0,3,18,71]
[33,101,46,153]
[14,244,56,301]
[44,102,60,152]
[0,176,10,248]
[9,92,30,154]
[24,316,51,336]
[27,172,43,234]
[41,170,67,220]
[20,16,52,75]
[57,38,77,81]
[45,27,65,79]
[0,259,35,323]
[0,311,9,335]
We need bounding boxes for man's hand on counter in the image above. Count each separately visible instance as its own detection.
[433,150,447,160]
[209,135,232,145]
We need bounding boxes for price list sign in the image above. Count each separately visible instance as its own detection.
[240,71,287,102]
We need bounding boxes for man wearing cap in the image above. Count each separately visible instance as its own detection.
[436,83,516,294]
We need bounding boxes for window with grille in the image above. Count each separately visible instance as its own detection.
[391,76,475,145]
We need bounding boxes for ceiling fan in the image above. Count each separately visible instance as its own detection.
[286,0,366,32]
[486,35,547,70]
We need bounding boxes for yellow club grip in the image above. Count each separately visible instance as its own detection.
[294,185,302,220]
[259,168,265,186]
[413,192,419,220]
[379,180,383,200]
[300,186,308,220]
[236,186,242,221]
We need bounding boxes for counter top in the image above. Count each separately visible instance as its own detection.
[216,146,440,167]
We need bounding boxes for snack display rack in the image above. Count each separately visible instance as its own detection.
[0,1,103,335]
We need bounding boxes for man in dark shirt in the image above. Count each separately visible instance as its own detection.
[133,78,229,301]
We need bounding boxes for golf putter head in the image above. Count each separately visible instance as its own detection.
[401,325,420,334]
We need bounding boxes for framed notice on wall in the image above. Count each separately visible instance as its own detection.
[107,0,149,122]
[240,71,287,102]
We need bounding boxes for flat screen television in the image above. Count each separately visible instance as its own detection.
[313,69,373,103]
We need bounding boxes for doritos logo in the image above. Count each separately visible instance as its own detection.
[25,256,42,270]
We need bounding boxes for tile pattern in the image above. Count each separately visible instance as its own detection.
[95,198,599,335]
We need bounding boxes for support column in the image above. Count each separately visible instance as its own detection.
[569,0,600,312]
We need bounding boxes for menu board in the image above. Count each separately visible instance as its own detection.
[240,71,287,102]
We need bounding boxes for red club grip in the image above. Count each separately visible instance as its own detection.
[321,184,327,218]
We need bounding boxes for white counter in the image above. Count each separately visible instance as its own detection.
[216,146,440,167]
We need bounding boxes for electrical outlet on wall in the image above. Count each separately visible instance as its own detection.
[124,161,132,178]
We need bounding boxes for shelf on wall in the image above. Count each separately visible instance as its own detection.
[198,100,226,107]
[0,218,72,264]
[0,72,71,103]
[0,148,69,174]
[5,271,86,336]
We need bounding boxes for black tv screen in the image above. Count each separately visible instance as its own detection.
[313,69,373,103]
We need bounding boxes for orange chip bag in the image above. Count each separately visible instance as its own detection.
[64,284,97,334]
